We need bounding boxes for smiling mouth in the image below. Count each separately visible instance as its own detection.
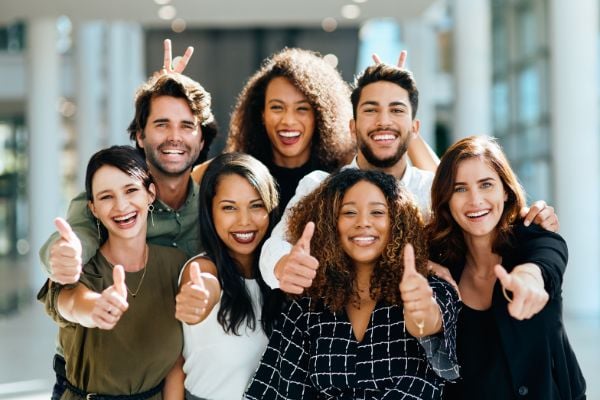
[466,210,490,219]
[350,235,377,246]
[112,211,138,227]
[231,231,257,244]
[277,131,301,145]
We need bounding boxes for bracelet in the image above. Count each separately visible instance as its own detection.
[515,268,544,287]
[502,286,513,303]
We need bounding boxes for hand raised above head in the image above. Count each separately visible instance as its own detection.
[275,222,319,295]
[152,39,194,78]
[372,50,407,68]
[49,217,83,285]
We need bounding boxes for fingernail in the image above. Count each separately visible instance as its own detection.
[524,220,530,227]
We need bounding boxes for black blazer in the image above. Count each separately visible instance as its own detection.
[444,223,586,400]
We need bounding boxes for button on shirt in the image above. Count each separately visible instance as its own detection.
[259,157,434,289]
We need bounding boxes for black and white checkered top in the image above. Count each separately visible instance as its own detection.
[245,276,460,400]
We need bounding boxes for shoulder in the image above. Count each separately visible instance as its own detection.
[191,158,212,184]
[298,170,330,188]
[510,222,567,253]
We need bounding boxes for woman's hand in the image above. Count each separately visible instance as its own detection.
[428,260,460,298]
[175,262,211,324]
[91,265,129,330]
[400,244,442,337]
[494,263,549,320]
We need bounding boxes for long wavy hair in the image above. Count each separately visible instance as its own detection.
[198,152,282,335]
[286,169,429,312]
[227,48,355,171]
[427,135,526,267]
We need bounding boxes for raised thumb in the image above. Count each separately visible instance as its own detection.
[402,243,418,281]
[112,264,127,298]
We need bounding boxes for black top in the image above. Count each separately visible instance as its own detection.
[437,223,586,400]
[444,304,515,400]
[267,160,319,213]
[245,276,460,400]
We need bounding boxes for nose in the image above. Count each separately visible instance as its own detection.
[468,189,483,205]
[114,194,129,211]
[281,109,296,125]
[238,208,251,226]
[166,125,185,142]
[355,211,372,228]
[376,110,392,127]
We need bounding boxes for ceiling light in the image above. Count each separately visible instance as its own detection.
[158,5,176,20]
[341,4,361,20]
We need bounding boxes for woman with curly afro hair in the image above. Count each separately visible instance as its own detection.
[245,168,460,400]
[224,48,356,210]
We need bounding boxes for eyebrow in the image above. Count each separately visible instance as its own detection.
[218,198,262,204]
[267,98,311,105]
[453,177,496,186]
[359,100,408,108]
[94,183,138,197]
[341,201,388,207]
[152,117,197,126]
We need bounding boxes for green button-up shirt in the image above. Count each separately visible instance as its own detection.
[39,179,202,273]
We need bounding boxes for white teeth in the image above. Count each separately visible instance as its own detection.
[352,236,376,244]
[278,131,301,138]
[114,212,136,222]
[467,210,489,218]
[373,134,395,141]
[232,232,255,240]
[163,149,184,154]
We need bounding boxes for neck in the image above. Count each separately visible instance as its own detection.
[463,235,500,279]
[233,252,254,279]
[353,261,375,296]
[356,153,408,180]
[271,151,309,169]
[101,235,148,272]
[148,165,191,210]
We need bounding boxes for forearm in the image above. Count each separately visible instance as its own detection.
[407,136,439,173]
[57,284,100,327]
[163,355,185,400]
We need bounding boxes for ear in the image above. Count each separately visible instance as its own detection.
[349,119,357,139]
[411,118,421,139]
[88,201,98,218]
[136,130,144,149]
[147,183,157,203]
[504,190,509,202]
[197,126,205,153]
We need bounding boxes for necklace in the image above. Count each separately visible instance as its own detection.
[105,245,149,298]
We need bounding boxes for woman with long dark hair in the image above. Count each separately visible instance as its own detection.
[176,152,282,399]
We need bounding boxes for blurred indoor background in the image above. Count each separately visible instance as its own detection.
[0,0,598,398]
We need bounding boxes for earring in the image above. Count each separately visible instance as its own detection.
[148,204,155,227]
[96,219,102,239]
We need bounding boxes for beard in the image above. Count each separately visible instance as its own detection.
[143,141,199,177]
[357,129,409,169]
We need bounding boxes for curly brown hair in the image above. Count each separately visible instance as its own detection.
[427,136,526,267]
[286,169,429,312]
[227,48,355,171]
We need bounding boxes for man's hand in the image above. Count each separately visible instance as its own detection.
[91,264,129,330]
[520,200,559,232]
[49,217,83,284]
[161,38,194,74]
[274,222,319,295]
[372,50,407,68]
[175,262,211,324]
[495,263,549,320]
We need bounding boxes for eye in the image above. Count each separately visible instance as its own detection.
[222,205,236,211]
[391,108,405,114]
[251,202,266,209]
[98,194,112,201]
[363,107,376,114]
[371,209,387,216]
[481,181,493,189]
[297,106,311,112]
[126,187,139,194]
[341,209,357,216]
[453,186,466,193]
[182,123,197,132]
[269,104,283,111]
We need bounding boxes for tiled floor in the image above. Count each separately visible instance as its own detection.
[1,304,598,399]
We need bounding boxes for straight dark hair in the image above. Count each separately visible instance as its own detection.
[198,152,282,336]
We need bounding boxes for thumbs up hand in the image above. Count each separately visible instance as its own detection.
[274,222,319,295]
[176,262,211,324]
[91,264,129,330]
[399,244,441,337]
[49,217,83,284]
[494,263,549,320]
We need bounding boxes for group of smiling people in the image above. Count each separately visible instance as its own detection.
[38,40,586,400]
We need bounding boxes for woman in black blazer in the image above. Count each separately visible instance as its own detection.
[428,136,586,399]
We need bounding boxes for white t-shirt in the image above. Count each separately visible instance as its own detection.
[259,157,434,289]
[181,276,268,400]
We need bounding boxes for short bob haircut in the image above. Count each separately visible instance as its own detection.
[428,135,526,267]
[227,48,355,171]
[198,152,281,335]
[127,73,218,165]
[286,168,429,312]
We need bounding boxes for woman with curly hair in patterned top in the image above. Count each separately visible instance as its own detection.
[245,168,460,400]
